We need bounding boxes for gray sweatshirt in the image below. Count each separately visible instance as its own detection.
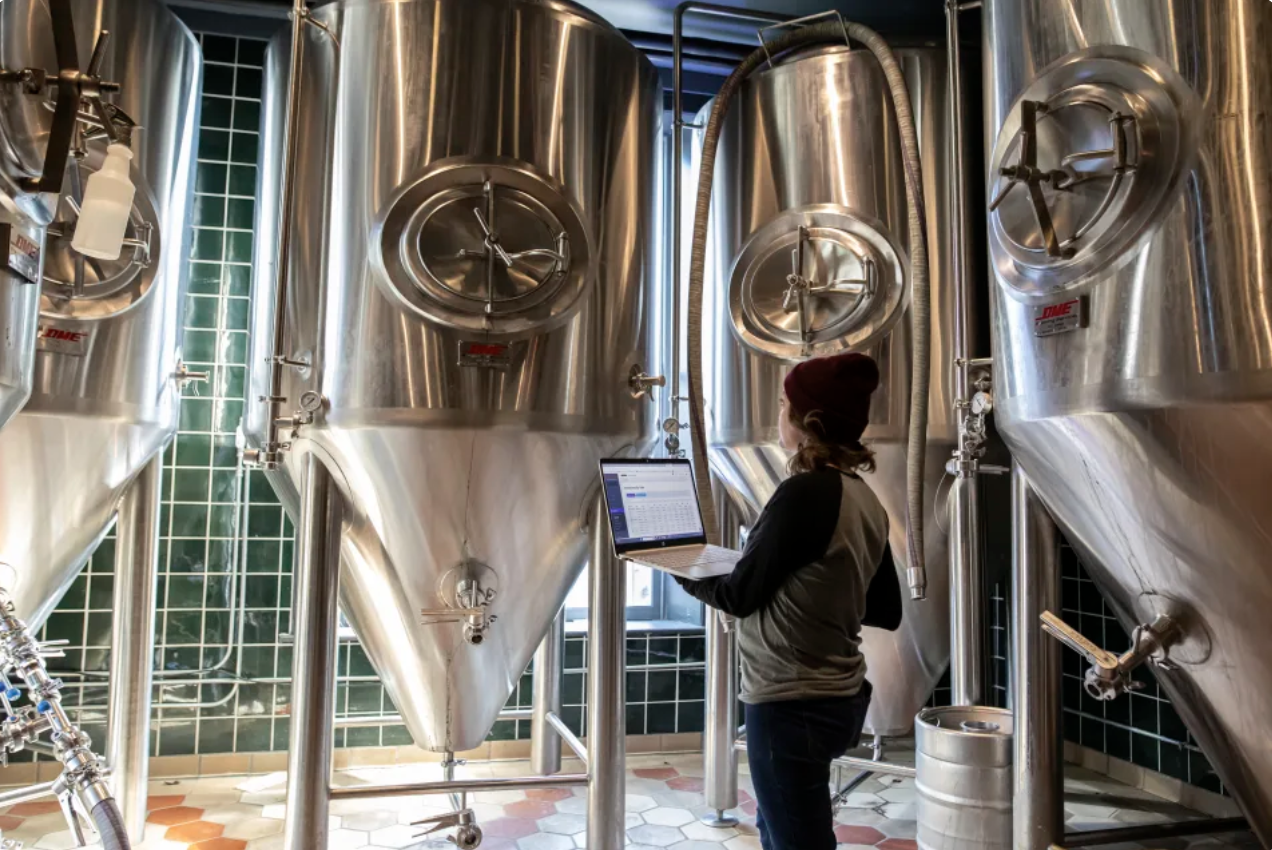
[676,467,900,703]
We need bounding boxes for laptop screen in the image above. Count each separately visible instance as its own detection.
[600,459,707,554]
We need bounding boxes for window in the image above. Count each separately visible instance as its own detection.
[564,562,662,622]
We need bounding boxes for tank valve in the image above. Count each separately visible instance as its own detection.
[629,365,666,399]
[1040,610,1181,700]
[422,562,498,645]
[412,807,482,849]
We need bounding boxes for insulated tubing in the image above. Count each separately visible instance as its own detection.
[91,799,131,850]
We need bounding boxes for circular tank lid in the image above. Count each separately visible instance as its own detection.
[728,205,907,362]
[987,46,1201,294]
[375,156,593,335]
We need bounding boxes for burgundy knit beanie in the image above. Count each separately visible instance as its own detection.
[783,352,880,446]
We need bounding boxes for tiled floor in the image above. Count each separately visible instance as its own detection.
[0,753,1257,850]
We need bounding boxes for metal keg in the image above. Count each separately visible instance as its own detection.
[915,706,1013,850]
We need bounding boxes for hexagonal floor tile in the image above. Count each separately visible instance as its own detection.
[626,795,657,814]
[722,836,762,850]
[633,768,680,781]
[644,808,695,828]
[166,819,226,843]
[834,824,885,845]
[538,813,587,836]
[483,816,541,840]
[682,820,736,841]
[505,800,558,820]
[517,833,575,850]
[627,823,687,847]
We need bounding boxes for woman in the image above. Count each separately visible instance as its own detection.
[677,351,903,850]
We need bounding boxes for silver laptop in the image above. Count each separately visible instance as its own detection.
[599,458,740,579]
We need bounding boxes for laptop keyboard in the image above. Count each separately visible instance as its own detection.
[649,545,737,568]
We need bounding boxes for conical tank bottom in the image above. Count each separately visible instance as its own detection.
[710,441,951,737]
[303,426,628,753]
[0,412,168,626]
[1005,402,1272,842]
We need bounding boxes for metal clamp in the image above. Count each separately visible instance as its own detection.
[629,364,666,400]
[756,10,852,69]
[989,100,1072,258]
[1040,610,1180,700]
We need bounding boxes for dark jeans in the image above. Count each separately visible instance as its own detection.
[744,684,872,850]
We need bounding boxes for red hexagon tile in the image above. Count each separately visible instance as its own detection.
[525,788,572,802]
[666,776,704,792]
[0,815,22,831]
[835,824,886,845]
[482,817,540,840]
[878,839,919,850]
[503,799,557,820]
[632,767,679,780]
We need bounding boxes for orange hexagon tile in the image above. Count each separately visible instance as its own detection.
[666,776,704,792]
[7,801,62,817]
[166,819,226,843]
[148,805,206,826]
[524,788,572,802]
[0,815,22,830]
[191,838,249,850]
[147,794,186,811]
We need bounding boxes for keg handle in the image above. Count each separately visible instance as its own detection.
[1040,610,1180,701]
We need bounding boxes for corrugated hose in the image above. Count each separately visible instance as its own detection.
[684,19,931,599]
[90,799,131,850]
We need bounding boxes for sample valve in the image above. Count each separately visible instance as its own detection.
[1040,610,1181,701]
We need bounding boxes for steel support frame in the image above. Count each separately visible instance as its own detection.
[106,454,163,844]
[282,473,627,850]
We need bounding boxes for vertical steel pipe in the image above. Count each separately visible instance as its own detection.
[702,608,739,826]
[703,491,739,827]
[107,455,162,844]
[586,497,626,850]
[531,609,565,776]
[945,0,986,707]
[948,474,985,705]
[283,455,342,850]
[1012,462,1063,850]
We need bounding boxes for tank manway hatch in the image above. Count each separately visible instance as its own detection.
[987,46,1200,295]
[376,156,592,335]
[728,204,907,361]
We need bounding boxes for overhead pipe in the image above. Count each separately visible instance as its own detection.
[682,11,931,601]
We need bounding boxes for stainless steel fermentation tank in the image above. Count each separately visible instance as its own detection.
[984,0,1272,838]
[248,0,664,754]
[0,0,200,627]
[694,46,958,735]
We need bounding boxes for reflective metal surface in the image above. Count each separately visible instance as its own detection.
[248,0,663,753]
[0,0,200,625]
[915,706,1013,850]
[984,0,1272,837]
[692,47,958,735]
[0,277,36,431]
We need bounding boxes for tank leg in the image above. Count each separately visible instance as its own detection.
[1012,462,1064,850]
[702,608,739,827]
[586,496,626,850]
[531,609,565,776]
[107,454,162,844]
[283,456,342,850]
